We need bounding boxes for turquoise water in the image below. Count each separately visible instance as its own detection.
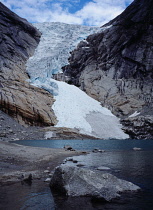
[11,139,153,151]
[5,139,153,209]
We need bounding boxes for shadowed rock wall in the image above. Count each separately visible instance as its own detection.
[63,0,153,138]
[0,3,57,126]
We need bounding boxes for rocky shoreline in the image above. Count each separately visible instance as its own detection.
[0,110,87,185]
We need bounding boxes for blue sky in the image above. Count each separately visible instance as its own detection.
[1,0,133,26]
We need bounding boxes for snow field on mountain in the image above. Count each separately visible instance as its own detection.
[52,80,129,139]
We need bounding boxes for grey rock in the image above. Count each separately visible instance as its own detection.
[0,3,57,126]
[133,147,142,151]
[73,160,78,163]
[44,170,50,173]
[0,133,7,137]
[76,164,85,167]
[66,158,73,162]
[97,166,111,171]
[44,178,51,182]
[63,0,153,139]
[50,165,140,202]
[64,145,74,151]
[121,115,153,139]
[23,174,33,184]
[92,149,105,153]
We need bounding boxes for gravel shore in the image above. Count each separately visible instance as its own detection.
[0,111,83,184]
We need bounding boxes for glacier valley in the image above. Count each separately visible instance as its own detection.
[26,22,128,139]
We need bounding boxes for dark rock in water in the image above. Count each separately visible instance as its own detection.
[50,165,140,202]
[63,0,153,139]
[92,149,105,153]
[64,145,74,151]
[21,174,33,185]
[0,3,57,126]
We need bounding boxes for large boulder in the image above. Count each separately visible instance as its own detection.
[50,165,140,202]
[0,3,57,126]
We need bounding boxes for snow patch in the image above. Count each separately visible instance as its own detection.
[52,80,129,139]
[129,111,140,118]
[44,131,56,139]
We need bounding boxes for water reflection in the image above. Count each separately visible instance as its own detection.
[5,140,153,210]
[0,181,55,210]
[61,150,153,210]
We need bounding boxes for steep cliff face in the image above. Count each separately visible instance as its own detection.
[0,3,57,126]
[64,0,153,138]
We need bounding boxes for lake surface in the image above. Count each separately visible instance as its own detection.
[2,139,153,209]
[11,139,153,151]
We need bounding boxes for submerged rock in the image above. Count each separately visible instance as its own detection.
[133,147,142,151]
[50,165,140,202]
[97,166,111,171]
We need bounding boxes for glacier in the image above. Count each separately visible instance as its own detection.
[26,22,100,80]
[26,22,129,139]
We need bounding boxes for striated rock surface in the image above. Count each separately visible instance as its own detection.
[0,3,57,126]
[64,0,153,138]
[50,165,140,202]
[121,115,153,139]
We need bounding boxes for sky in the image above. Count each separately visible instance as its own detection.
[1,0,133,26]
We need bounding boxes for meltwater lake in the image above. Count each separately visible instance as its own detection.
[5,139,153,209]
[11,139,153,151]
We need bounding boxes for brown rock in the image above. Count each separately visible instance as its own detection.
[0,3,57,126]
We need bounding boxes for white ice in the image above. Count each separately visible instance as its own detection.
[27,22,129,139]
[52,79,129,139]
[26,22,100,80]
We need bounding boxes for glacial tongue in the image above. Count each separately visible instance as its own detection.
[27,22,128,139]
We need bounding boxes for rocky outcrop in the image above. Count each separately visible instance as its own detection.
[63,0,153,138]
[121,115,153,139]
[50,165,140,202]
[0,3,57,126]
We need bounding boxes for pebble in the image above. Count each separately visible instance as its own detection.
[66,158,73,162]
[44,178,51,182]
[97,166,111,171]
[44,170,50,173]
[92,149,105,153]
[76,164,85,167]
[133,147,142,151]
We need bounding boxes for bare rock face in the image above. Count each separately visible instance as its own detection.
[0,3,57,126]
[64,0,153,138]
[121,115,153,139]
[50,165,140,202]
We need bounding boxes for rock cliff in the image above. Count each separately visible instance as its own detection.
[0,3,57,126]
[64,0,153,138]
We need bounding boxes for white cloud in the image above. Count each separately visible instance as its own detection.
[1,0,133,26]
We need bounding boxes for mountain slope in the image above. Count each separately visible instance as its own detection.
[0,2,57,126]
[27,23,128,139]
[63,0,153,139]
